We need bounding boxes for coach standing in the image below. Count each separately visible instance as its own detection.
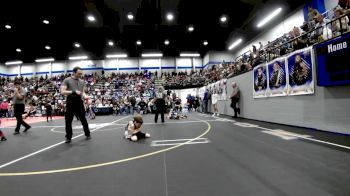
[13,81,31,135]
[60,67,91,143]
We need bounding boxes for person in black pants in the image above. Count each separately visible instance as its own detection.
[154,87,166,123]
[61,67,91,143]
[230,82,240,118]
[45,101,53,122]
[13,81,31,135]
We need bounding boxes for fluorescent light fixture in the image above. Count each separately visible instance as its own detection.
[45,45,51,50]
[164,40,170,45]
[188,26,194,32]
[203,41,208,46]
[5,61,23,65]
[43,20,49,24]
[87,15,96,22]
[141,53,163,58]
[166,13,174,21]
[16,48,22,52]
[69,55,88,60]
[5,25,11,29]
[257,7,282,28]
[106,54,128,58]
[74,43,81,48]
[108,41,114,46]
[35,58,55,63]
[228,38,242,50]
[127,13,134,20]
[136,40,142,45]
[220,16,227,23]
[180,53,200,57]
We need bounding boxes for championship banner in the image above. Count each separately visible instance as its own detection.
[267,57,287,97]
[287,47,314,96]
[253,63,268,98]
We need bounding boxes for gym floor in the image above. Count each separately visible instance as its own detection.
[0,113,349,196]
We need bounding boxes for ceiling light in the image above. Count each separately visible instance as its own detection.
[35,58,55,63]
[5,25,11,29]
[16,48,22,53]
[108,41,114,46]
[228,38,243,50]
[87,15,96,22]
[69,55,88,60]
[127,13,134,20]
[45,45,51,50]
[106,54,128,58]
[141,53,163,58]
[5,61,23,65]
[74,43,81,48]
[188,26,194,32]
[136,40,142,45]
[164,40,170,45]
[43,20,49,24]
[257,7,282,28]
[220,16,227,23]
[180,53,200,57]
[166,13,174,21]
[203,41,208,46]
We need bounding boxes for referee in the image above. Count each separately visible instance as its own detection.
[60,67,91,143]
[154,86,166,123]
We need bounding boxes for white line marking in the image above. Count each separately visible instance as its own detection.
[151,141,210,147]
[0,116,129,169]
[152,138,208,142]
[151,138,210,147]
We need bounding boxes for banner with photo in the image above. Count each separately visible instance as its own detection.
[205,79,227,100]
[267,57,288,97]
[287,47,315,96]
[218,79,227,100]
[253,63,268,98]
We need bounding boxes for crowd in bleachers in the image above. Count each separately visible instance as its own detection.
[203,2,350,82]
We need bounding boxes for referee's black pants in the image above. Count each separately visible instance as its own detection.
[14,104,30,133]
[65,96,90,139]
[154,98,165,123]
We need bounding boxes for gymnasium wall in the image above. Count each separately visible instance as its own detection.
[3,57,204,77]
[214,71,350,135]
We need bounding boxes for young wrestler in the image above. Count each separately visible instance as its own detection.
[124,115,150,142]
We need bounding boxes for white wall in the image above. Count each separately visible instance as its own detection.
[36,63,51,76]
[176,58,192,73]
[21,64,35,78]
[173,88,197,106]
[193,58,202,69]
[7,65,20,77]
[51,62,66,76]
[214,71,350,135]
[161,58,176,74]
[0,64,7,75]
[233,8,305,58]
[203,53,210,66]
[67,60,103,75]
[119,58,139,73]
[325,0,338,13]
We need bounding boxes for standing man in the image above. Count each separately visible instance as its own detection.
[60,67,91,143]
[13,81,31,135]
[154,87,166,123]
[230,82,240,118]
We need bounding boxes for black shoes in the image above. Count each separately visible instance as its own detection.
[65,139,72,143]
[13,132,20,135]
[85,136,91,140]
[1,137,7,141]
[23,126,31,132]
